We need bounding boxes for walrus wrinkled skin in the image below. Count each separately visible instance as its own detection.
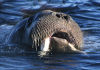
[7,10,83,55]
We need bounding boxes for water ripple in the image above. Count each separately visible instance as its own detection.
[0,0,100,70]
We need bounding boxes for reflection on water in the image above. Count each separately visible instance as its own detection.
[0,0,100,70]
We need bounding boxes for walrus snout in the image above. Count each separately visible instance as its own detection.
[39,36,84,56]
[39,31,83,56]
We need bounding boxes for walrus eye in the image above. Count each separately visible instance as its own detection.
[63,16,68,20]
[56,13,69,22]
[56,14,60,18]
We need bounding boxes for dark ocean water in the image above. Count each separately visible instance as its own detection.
[0,0,100,70]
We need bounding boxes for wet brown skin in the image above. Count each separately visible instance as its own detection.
[30,10,83,54]
[7,10,83,54]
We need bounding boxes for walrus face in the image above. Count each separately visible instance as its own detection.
[30,10,84,56]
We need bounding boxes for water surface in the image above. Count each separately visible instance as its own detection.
[0,0,100,70]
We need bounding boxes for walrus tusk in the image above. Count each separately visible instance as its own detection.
[38,37,51,56]
[40,37,50,52]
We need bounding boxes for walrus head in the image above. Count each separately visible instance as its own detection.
[5,9,84,56]
[30,10,84,56]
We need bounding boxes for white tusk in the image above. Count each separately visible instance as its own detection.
[40,37,50,51]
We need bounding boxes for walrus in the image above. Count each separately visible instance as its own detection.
[6,10,84,56]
